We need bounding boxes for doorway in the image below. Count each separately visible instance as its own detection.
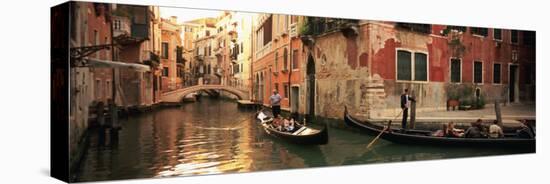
[306,54,315,117]
[509,64,519,103]
[291,86,299,113]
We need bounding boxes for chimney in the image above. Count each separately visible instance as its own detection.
[170,16,178,24]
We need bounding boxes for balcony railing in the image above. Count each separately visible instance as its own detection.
[302,17,359,37]
[395,23,432,34]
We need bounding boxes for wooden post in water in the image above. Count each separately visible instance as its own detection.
[410,90,416,129]
[495,99,503,126]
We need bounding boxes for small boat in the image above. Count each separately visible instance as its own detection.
[256,111,328,145]
[344,108,535,150]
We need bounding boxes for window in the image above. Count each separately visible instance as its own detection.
[163,67,169,77]
[493,29,502,41]
[240,42,244,53]
[274,51,278,72]
[511,30,519,44]
[205,30,210,36]
[283,48,289,70]
[523,31,535,46]
[162,42,169,59]
[284,83,290,98]
[450,58,461,83]
[397,50,412,81]
[493,63,501,84]
[95,79,101,100]
[292,49,299,70]
[397,50,428,81]
[474,61,483,84]
[274,83,279,94]
[114,20,121,30]
[263,16,273,45]
[471,27,488,37]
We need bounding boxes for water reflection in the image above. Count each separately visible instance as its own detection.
[75,98,528,182]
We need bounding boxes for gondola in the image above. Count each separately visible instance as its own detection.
[256,110,328,145]
[343,108,535,150]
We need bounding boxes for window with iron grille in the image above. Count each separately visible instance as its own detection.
[396,23,431,34]
[450,58,461,83]
[474,61,483,84]
[448,25,466,32]
[493,63,501,84]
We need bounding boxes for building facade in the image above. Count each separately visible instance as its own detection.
[160,16,184,92]
[251,14,293,109]
[112,5,161,108]
[296,18,535,120]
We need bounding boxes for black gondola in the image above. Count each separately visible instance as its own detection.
[256,111,328,145]
[344,108,535,150]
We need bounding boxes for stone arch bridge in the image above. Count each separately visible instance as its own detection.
[161,85,249,103]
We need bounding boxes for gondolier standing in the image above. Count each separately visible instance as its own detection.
[400,88,416,131]
[270,90,282,118]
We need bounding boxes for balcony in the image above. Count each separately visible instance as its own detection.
[301,17,359,37]
[112,5,151,44]
[144,51,160,68]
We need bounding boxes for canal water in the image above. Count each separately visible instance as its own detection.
[75,98,529,182]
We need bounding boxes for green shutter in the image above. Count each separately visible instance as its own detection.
[397,50,412,80]
[414,53,427,81]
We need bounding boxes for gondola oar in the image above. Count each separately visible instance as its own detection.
[366,109,403,149]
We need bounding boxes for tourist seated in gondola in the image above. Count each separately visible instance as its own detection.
[446,122,464,137]
[516,119,535,139]
[432,124,447,137]
[488,120,504,138]
[464,119,483,138]
[284,118,295,132]
[271,115,284,131]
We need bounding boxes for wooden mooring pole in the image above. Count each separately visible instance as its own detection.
[409,91,416,129]
[495,99,502,126]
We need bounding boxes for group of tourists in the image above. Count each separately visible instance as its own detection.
[432,119,535,139]
[271,115,296,132]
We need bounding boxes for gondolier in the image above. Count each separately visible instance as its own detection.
[400,88,415,130]
[270,90,282,118]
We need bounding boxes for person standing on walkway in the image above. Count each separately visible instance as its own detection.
[270,90,282,118]
[400,88,416,131]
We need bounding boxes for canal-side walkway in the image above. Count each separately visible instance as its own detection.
[372,103,535,125]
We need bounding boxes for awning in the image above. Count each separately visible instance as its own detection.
[85,58,150,72]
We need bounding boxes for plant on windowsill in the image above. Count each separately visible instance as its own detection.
[281,68,289,73]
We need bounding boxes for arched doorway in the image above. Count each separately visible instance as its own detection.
[306,54,316,117]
